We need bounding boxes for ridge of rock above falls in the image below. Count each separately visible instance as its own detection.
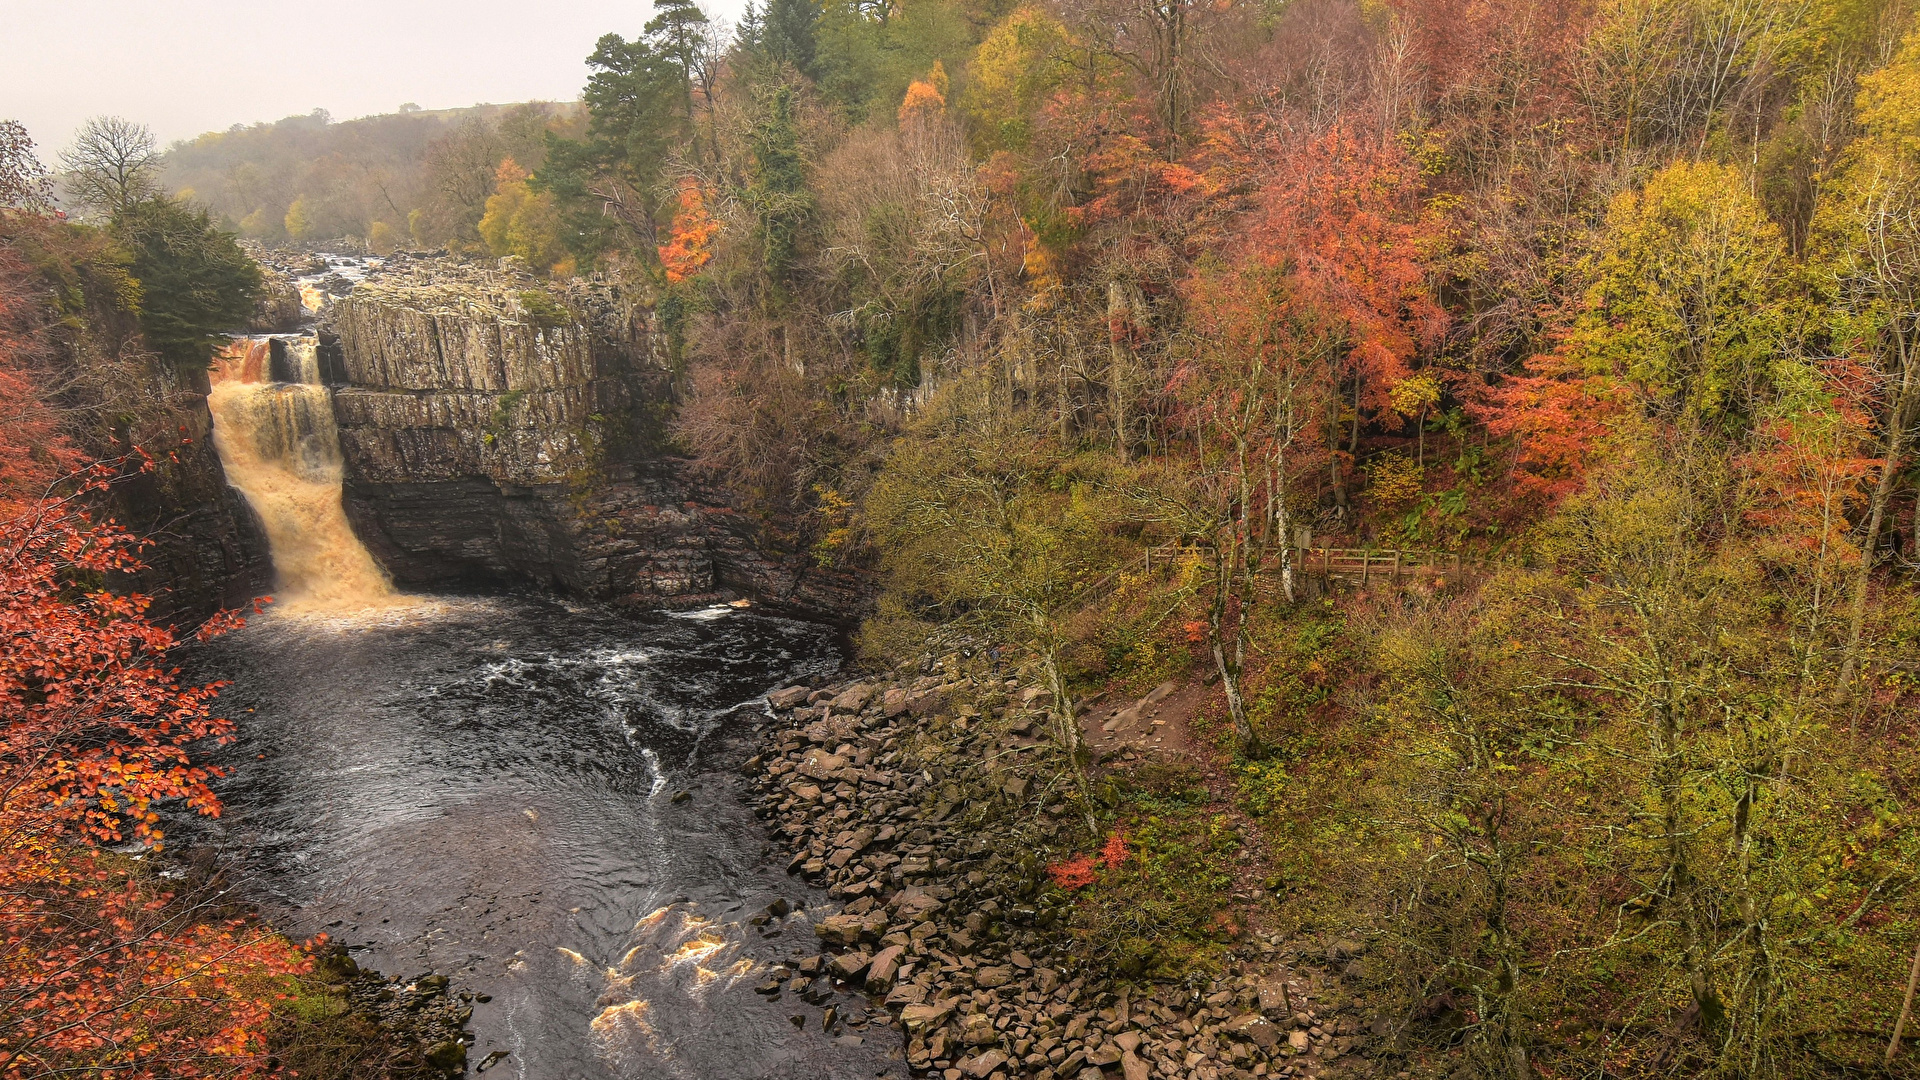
[322,257,865,615]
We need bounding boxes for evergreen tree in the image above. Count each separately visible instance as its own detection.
[113,197,262,367]
[747,85,812,292]
[762,0,820,75]
[645,0,711,125]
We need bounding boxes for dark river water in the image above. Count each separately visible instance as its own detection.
[179,593,901,1080]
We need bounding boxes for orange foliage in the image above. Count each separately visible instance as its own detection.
[0,454,302,1070]
[1099,830,1131,869]
[1046,853,1097,889]
[1479,345,1626,506]
[0,242,83,509]
[1239,122,1450,433]
[657,178,719,283]
[899,80,949,126]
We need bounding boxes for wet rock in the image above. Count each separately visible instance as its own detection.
[768,685,812,709]
[867,945,907,992]
[829,950,873,981]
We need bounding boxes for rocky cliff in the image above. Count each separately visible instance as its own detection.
[324,258,864,615]
[100,362,274,624]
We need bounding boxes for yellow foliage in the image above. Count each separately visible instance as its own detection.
[963,8,1075,154]
[283,195,314,240]
[367,220,397,255]
[1365,452,1425,513]
[478,157,564,273]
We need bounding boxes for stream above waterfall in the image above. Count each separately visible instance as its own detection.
[179,595,901,1079]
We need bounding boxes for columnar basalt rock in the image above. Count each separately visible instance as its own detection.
[323,258,865,614]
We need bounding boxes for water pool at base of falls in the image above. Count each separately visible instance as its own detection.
[177,595,901,1080]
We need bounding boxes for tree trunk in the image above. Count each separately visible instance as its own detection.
[1839,324,1919,697]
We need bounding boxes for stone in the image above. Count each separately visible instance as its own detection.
[962,1012,1001,1046]
[892,887,944,918]
[1115,1032,1142,1053]
[1088,1044,1122,1066]
[425,1041,467,1070]
[1035,968,1063,995]
[962,1049,1009,1078]
[974,966,1014,989]
[830,684,876,713]
[886,983,929,1006]
[801,750,849,781]
[882,687,911,716]
[1229,1014,1282,1050]
[866,945,907,991]
[1257,980,1291,1016]
[815,915,868,946]
[1121,1049,1151,1080]
[901,1003,954,1032]
[1288,1031,1310,1051]
[829,950,873,980]
[768,686,812,709]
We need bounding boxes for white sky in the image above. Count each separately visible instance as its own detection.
[2,0,742,163]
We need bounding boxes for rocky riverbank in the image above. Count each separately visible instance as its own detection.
[749,664,1397,1080]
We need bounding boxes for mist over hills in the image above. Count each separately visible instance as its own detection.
[159,101,585,249]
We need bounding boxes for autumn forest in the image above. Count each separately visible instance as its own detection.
[9,0,1920,1076]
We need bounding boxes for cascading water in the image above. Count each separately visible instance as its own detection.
[208,334,410,614]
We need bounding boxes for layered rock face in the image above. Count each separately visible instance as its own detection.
[102,363,273,623]
[326,260,862,614]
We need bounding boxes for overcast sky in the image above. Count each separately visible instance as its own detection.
[4,0,741,162]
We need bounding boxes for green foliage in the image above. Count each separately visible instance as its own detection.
[112,197,262,367]
[746,85,814,293]
[1062,764,1241,979]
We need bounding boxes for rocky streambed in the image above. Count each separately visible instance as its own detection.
[745,667,1394,1080]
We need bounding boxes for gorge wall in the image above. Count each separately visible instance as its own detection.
[321,258,864,616]
[98,360,274,624]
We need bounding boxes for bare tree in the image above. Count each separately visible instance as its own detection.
[0,121,55,212]
[60,116,160,215]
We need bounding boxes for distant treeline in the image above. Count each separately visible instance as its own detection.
[158,103,585,251]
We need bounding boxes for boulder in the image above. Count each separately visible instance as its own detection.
[768,686,812,709]
[1257,979,1291,1016]
[900,1002,953,1032]
[801,750,848,781]
[962,1049,1009,1078]
[1121,1049,1151,1080]
[961,1012,1000,1046]
[973,966,1014,989]
[1229,1014,1282,1050]
[829,950,873,980]
[814,915,867,946]
[866,945,907,992]
[830,684,876,713]
[882,687,911,717]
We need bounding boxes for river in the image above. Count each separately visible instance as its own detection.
[181,594,903,1078]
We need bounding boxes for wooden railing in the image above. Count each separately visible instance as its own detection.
[1297,547,1472,587]
[1055,542,1481,615]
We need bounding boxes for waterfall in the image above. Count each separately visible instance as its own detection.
[208,335,409,614]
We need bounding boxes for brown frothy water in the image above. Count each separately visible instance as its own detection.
[208,337,415,616]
